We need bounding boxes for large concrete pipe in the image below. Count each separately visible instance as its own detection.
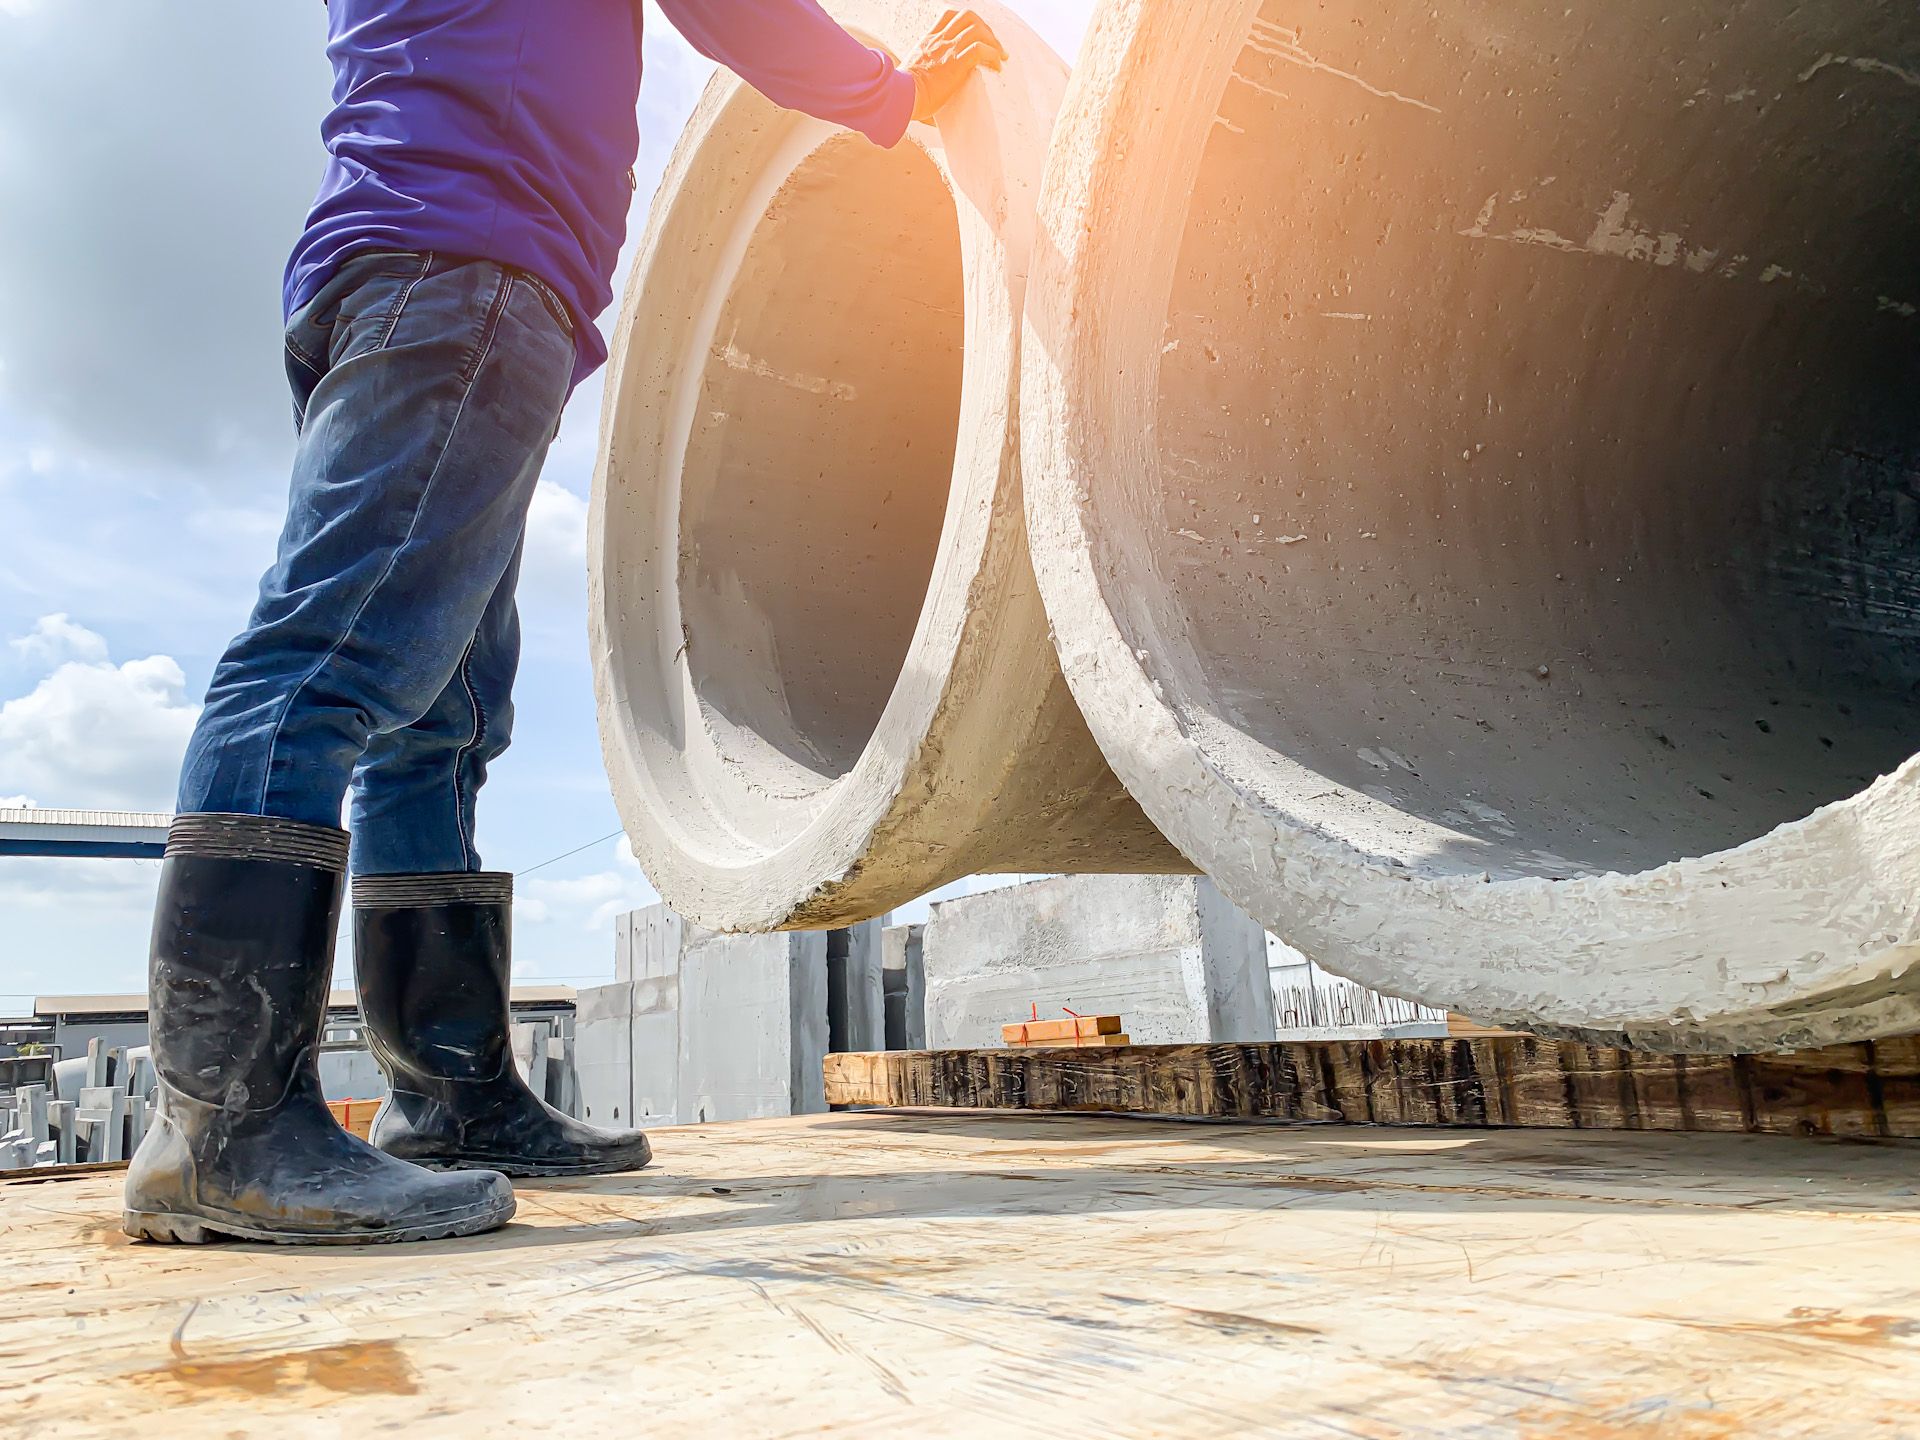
[1023,0,1920,1048]
[590,0,1185,932]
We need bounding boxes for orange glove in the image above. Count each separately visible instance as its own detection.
[905,9,1009,123]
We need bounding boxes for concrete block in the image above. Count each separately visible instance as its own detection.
[675,929,828,1124]
[126,1095,149,1154]
[318,1048,389,1104]
[827,921,885,1055]
[922,875,1278,1049]
[513,1023,550,1104]
[548,1034,577,1117]
[76,1087,128,1162]
[16,1084,48,1144]
[881,924,927,1050]
[574,981,634,1128]
[47,1101,75,1164]
[629,905,685,1127]
[123,1046,156,1100]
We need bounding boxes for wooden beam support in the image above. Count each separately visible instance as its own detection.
[1002,1016,1124,1044]
[823,1037,1920,1139]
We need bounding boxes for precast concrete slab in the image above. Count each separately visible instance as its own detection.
[922,874,1278,1048]
[584,906,839,1126]
[881,922,928,1050]
[590,0,1184,934]
[1022,0,1920,1049]
[676,927,830,1123]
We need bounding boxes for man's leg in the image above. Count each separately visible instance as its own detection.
[128,252,573,1244]
[346,545,655,1176]
[347,539,527,878]
[178,253,572,824]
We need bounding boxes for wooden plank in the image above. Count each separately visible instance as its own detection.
[2,1113,1916,1437]
[1002,1016,1123,1044]
[823,1038,1920,1138]
[1008,1033,1132,1049]
[1873,1036,1920,1136]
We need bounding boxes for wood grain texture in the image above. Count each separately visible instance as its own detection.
[823,1039,1920,1138]
[4,1113,1915,1437]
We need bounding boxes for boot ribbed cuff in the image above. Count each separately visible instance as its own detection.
[166,813,350,871]
[352,872,515,909]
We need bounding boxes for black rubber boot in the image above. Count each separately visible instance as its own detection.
[355,873,654,1178]
[123,815,517,1246]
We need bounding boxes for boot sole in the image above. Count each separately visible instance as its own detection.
[122,1201,514,1246]
[412,1155,653,1179]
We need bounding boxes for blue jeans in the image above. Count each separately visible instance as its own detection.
[178,250,575,875]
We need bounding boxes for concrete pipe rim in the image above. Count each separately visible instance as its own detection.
[590,0,1069,932]
[1021,0,1920,1048]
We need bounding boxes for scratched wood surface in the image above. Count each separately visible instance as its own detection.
[1,1112,1916,1437]
[824,1037,1920,1139]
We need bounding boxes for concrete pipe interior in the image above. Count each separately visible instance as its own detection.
[679,135,963,787]
[592,8,1176,932]
[1092,0,1920,883]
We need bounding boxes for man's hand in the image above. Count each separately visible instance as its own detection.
[906,9,1008,123]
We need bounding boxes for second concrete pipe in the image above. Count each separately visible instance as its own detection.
[1021,0,1920,1048]
[589,0,1184,933]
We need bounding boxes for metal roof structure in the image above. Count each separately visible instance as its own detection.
[0,807,171,860]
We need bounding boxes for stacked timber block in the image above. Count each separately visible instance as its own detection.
[326,1099,381,1140]
[923,876,1276,1049]
[1003,1015,1130,1049]
[823,1037,1920,1141]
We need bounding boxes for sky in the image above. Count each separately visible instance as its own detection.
[0,1,1099,1009]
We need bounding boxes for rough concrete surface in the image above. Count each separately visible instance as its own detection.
[589,0,1183,935]
[922,874,1278,1047]
[677,926,829,1123]
[1021,0,1920,1049]
[574,906,838,1126]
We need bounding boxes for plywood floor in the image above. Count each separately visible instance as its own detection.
[2,1112,1917,1437]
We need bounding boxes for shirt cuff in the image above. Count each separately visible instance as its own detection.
[858,64,917,148]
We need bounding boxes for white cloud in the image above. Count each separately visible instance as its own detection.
[518,842,657,933]
[0,621,199,810]
[10,612,109,667]
[521,478,590,603]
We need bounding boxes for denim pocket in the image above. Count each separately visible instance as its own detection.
[289,251,437,371]
[516,269,575,338]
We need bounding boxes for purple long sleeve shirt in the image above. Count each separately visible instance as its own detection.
[285,0,915,389]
